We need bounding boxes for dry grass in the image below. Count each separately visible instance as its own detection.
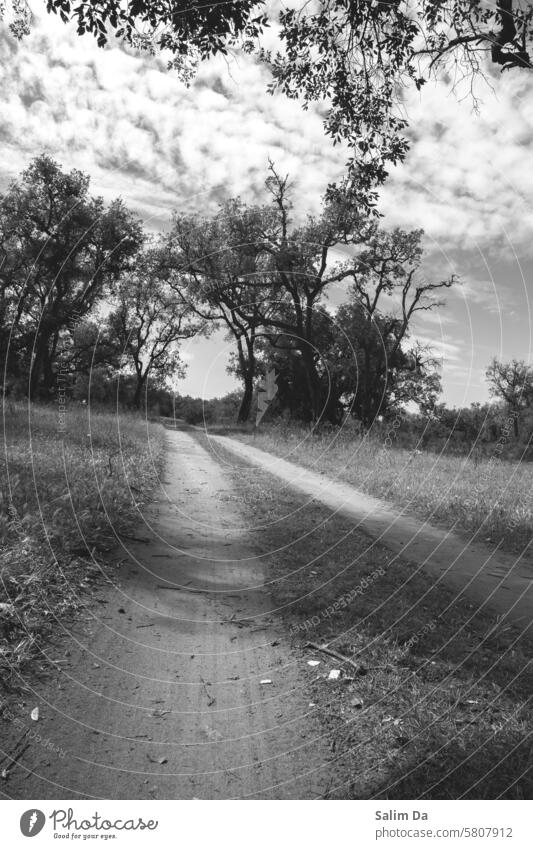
[196,430,533,799]
[233,423,533,554]
[0,401,165,690]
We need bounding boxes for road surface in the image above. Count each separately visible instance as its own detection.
[211,433,533,630]
[2,428,337,800]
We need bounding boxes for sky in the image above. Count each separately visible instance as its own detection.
[1,3,532,408]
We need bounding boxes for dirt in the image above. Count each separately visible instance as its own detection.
[210,434,533,630]
[1,428,340,800]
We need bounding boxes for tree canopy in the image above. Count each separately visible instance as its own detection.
[4,1,532,210]
[0,154,143,397]
[167,164,455,424]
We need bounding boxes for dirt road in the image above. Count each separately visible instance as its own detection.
[211,434,533,630]
[2,428,337,800]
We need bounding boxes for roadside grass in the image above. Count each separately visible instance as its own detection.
[0,402,165,691]
[231,423,533,554]
[197,432,533,800]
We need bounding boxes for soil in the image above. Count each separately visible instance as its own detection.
[210,433,533,630]
[1,428,340,799]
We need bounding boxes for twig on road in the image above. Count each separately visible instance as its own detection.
[156,584,211,594]
[200,677,216,707]
[304,641,359,673]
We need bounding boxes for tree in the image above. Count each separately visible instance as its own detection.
[260,298,444,427]
[486,357,533,437]
[226,164,376,422]
[0,155,142,398]
[324,301,443,426]
[224,167,455,424]
[169,165,455,424]
[8,1,533,210]
[169,198,277,422]
[107,240,201,409]
[330,226,455,424]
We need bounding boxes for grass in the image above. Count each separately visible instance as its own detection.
[231,422,533,554]
[196,430,533,799]
[0,401,165,691]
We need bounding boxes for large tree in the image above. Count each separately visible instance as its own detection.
[326,302,443,426]
[170,166,455,424]
[107,239,201,409]
[0,155,142,398]
[322,226,455,424]
[486,357,533,437]
[224,164,376,422]
[6,1,533,210]
[169,198,277,422]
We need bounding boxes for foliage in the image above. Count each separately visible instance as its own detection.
[486,357,533,436]
[7,2,532,209]
[0,155,143,398]
[107,238,201,408]
[169,198,275,422]
[169,165,453,424]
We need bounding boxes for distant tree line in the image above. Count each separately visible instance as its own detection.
[169,162,455,425]
[1,154,531,456]
[0,154,453,424]
[0,155,201,409]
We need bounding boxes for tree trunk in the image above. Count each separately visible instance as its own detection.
[236,336,256,423]
[512,409,520,438]
[237,373,254,422]
[29,332,49,399]
[301,346,321,423]
[41,346,57,396]
[133,374,146,410]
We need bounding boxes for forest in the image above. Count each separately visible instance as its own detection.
[2,154,532,459]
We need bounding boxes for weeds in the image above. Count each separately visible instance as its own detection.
[200,432,533,799]
[234,423,533,553]
[0,402,165,690]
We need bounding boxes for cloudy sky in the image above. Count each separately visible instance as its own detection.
[1,3,532,407]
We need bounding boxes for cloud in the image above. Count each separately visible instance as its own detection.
[3,8,533,259]
[0,10,347,229]
[1,6,532,407]
[381,72,533,258]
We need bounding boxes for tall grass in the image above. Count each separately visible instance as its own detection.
[0,402,165,688]
[205,432,533,799]
[236,422,533,553]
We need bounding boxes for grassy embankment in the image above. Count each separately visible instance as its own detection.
[231,423,533,554]
[0,402,165,690]
[197,431,533,799]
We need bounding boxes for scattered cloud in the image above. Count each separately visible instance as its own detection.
[382,73,533,258]
[1,6,532,405]
[0,10,346,229]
